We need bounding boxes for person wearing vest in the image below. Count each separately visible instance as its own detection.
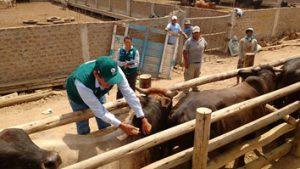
[66,56,152,136]
[116,36,139,99]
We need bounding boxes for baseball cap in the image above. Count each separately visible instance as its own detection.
[171,15,178,20]
[192,26,200,33]
[94,56,122,85]
[184,19,191,25]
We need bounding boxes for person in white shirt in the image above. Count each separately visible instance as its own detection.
[66,56,152,135]
[165,15,188,45]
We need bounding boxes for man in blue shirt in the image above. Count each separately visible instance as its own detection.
[165,15,188,45]
[183,19,193,39]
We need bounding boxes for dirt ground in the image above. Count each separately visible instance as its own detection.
[0,42,299,168]
[0,2,104,28]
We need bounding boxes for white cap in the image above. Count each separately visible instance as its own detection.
[246,27,254,32]
[171,15,178,20]
[192,26,200,33]
[184,19,191,25]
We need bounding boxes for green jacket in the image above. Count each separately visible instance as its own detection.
[118,47,138,76]
[66,61,112,104]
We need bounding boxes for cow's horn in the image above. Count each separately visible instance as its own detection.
[272,67,284,72]
[165,90,178,98]
[253,66,261,71]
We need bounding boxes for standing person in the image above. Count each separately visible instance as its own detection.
[66,56,152,135]
[183,19,193,39]
[165,15,188,45]
[182,26,207,93]
[237,27,258,83]
[116,36,139,99]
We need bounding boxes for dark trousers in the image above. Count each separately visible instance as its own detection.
[117,73,137,99]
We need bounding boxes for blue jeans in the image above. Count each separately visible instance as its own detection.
[69,96,110,135]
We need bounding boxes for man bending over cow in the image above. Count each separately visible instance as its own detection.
[66,56,151,135]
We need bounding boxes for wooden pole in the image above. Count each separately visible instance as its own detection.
[5,99,128,134]
[193,108,212,169]
[142,147,193,169]
[243,140,293,169]
[168,56,300,91]
[0,91,59,108]
[211,82,300,123]
[207,121,296,169]
[62,85,300,169]
[62,120,197,169]
[291,122,300,157]
[209,101,300,152]
[142,102,300,169]
[265,104,297,127]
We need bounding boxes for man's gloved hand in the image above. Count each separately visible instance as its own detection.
[141,117,152,135]
[119,123,140,136]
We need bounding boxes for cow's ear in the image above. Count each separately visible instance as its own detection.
[138,96,148,107]
[161,96,172,108]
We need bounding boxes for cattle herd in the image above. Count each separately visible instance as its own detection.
[0,58,299,169]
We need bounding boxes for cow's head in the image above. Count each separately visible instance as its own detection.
[0,128,62,169]
[133,88,176,135]
[238,65,281,94]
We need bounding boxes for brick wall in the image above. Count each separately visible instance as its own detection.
[0,22,116,85]
[0,24,83,84]
[131,1,152,18]
[87,22,114,59]
[96,0,110,10]
[111,0,127,15]
[231,7,300,40]
[184,6,228,18]
[232,9,276,40]
[276,7,300,36]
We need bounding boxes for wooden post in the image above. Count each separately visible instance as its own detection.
[192,108,212,169]
[243,53,255,67]
[292,122,300,157]
[139,74,152,89]
[265,104,297,127]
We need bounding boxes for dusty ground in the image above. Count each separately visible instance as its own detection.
[0,2,104,28]
[0,42,299,168]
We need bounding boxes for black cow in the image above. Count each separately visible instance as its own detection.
[276,57,300,110]
[167,65,278,167]
[0,128,62,169]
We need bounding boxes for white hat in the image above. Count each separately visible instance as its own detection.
[171,15,178,20]
[246,27,254,32]
[184,19,191,25]
[192,26,200,33]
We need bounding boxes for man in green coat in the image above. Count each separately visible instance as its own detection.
[66,56,152,135]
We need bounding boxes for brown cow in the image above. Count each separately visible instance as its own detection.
[0,128,62,169]
[167,65,278,167]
